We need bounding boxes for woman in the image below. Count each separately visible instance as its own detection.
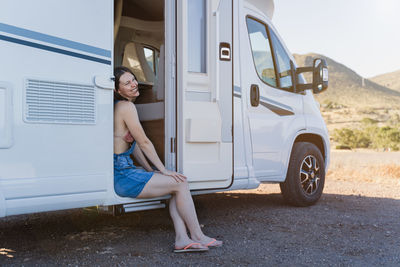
[113,66,222,253]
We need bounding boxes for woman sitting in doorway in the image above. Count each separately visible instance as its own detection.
[113,66,222,253]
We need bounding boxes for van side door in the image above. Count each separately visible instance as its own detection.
[176,0,233,190]
[0,0,113,216]
[241,8,306,181]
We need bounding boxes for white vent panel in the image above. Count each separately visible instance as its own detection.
[25,79,96,124]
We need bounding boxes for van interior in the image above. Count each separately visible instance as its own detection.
[114,0,166,164]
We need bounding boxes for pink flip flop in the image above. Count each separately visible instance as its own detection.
[204,238,223,248]
[174,243,209,253]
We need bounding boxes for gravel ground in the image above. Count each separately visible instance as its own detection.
[1,151,399,266]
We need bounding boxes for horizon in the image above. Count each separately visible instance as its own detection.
[272,0,400,78]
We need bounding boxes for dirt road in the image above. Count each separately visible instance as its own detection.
[1,151,399,266]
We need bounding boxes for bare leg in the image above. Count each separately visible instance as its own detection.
[138,173,222,247]
[169,192,222,247]
[169,195,191,247]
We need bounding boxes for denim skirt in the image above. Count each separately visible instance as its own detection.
[114,142,153,198]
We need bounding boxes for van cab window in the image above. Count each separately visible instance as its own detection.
[246,17,277,87]
[270,30,293,89]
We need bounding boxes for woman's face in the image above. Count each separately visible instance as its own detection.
[117,72,139,100]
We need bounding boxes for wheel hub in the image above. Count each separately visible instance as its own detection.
[299,155,320,195]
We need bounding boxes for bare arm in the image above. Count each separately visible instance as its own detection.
[132,145,153,172]
[120,102,165,171]
[119,102,186,182]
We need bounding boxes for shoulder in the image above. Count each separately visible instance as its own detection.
[115,100,137,112]
[115,101,139,121]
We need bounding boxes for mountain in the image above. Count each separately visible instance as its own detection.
[369,70,400,93]
[293,53,400,108]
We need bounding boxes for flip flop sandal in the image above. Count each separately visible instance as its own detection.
[173,243,209,253]
[204,238,223,248]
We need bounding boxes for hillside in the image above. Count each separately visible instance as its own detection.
[370,70,400,93]
[293,53,400,147]
[294,53,400,108]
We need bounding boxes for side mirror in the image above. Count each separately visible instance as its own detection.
[312,58,328,94]
[293,57,329,94]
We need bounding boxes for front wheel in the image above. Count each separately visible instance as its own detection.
[280,142,325,207]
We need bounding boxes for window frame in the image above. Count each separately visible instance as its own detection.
[245,15,296,93]
[268,28,294,91]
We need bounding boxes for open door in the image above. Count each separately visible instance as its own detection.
[0,0,113,216]
[176,0,233,190]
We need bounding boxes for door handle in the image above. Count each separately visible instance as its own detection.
[94,75,115,90]
[219,42,231,61]
[250,84,260,107]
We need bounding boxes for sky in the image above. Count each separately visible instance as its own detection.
[272,0,400,78]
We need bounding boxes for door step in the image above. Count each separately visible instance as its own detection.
[98,200,166,216]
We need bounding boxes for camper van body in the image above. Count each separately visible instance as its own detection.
[0,0,330,218]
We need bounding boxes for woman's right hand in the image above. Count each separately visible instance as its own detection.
[160,169,187,183]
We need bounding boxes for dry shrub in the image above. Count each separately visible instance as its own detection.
[370,164,400,178]
[328,164,400,184]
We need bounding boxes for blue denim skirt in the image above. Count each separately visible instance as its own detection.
[114,142,153,198]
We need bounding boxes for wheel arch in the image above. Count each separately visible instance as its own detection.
[294,133,326,162]
[280,131,328,183]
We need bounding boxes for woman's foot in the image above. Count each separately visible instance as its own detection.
[203,238,223,248]
[192,235,223,248]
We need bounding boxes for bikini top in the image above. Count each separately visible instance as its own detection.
[114,131,134,143]
[114,99,135,143]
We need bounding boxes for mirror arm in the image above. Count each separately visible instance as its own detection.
[296,66,313,75]
[294,66,314,92]
[297,83,313,91]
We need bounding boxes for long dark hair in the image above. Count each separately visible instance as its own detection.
[114,66,136,101]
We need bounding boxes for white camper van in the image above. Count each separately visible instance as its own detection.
[0,0,329,217]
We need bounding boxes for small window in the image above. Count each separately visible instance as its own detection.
[270,30,293,89]
[144,47,155,73]
[188,0,207,73]
[246,17,276,87]
[144,46,159,77]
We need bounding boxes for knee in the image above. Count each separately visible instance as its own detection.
[173,179,189,193]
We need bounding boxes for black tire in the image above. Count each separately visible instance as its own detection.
[280,142,325,207]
